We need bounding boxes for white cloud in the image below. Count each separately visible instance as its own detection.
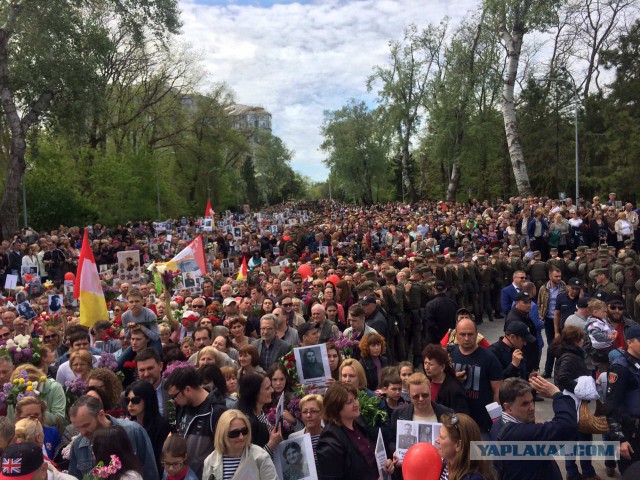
[180,0,478,180]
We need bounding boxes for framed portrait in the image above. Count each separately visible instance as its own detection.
[395,420,441,461]
[116,251,141,283]
[17,301,36,320]
[274,434,318,480]
[48,294,64,314]
[203,218,213,232]
[294,343,331,386]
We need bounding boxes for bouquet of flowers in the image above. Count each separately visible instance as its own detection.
[0,370,46,409]
[357,389,388,429]
[0,334,42,365]
[96,352,118,370]
[82,454,122,480]
[331,332,360,359]
[266,394,302,433]
[162,361,194,379]
[181,313,199,328]
[277,349,299,383]
[64,376,88,413]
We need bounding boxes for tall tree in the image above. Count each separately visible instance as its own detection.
[0,0,180,238]
[368,23,447,202]
[487,0,560,196]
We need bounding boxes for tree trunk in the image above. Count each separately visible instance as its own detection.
[446,163,461,202]
[401,144,416,202]
[500,29,533,197]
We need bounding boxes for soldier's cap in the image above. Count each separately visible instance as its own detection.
[457,307,472,317]
[434,280,447,291]
[597,253,610,260]
[514,291,532,302]
[533,251,542,258]
[576,246,588,252]
[625,258,634,266]
[297,321,319,338]
[608,246,616,252]
[567,277,583,289]
[593,291,607,301]
[505,321,536,344]
[577,297,590,309]
[491,247,500,254]
[624,239,634,246]
[563,250,573,257]
[359,295,378,306]
[592,268,608,277]
[476,255,486,263]
[606,294,624,306]
[587,248,597,254]
[626,325,640,341]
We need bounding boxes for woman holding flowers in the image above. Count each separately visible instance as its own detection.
[92,425,144,480]
[7,364,66,427]
[266,363,301,432]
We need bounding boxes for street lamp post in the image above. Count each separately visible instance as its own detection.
[543,72,580,200]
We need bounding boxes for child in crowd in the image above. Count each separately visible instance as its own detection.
[398,361,414,403]
[379,371,406,414]
[161,434,199,480]
[585,299,617,367]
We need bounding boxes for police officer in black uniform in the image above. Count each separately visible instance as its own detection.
[605,324,640,474]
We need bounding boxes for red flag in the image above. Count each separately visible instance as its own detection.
[205,199,213,218]
[237,256,248,280]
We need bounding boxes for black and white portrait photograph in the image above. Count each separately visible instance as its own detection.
[233,226,242,239]
[395,420,441,461]
[17,301,36,320]
[397,422,417,449]
[274,434,317,480]
[48,294,63,313]
[418,424,432,443]
[294,343,331,385]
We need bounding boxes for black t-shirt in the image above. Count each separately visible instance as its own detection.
[451,346,503,431]
[555,291,579,328]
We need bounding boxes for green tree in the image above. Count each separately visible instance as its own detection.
[0,0,180,237]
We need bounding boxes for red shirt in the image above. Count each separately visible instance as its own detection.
[614,322,626,349]
[431,381,443,402]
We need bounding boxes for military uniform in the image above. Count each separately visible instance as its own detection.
[606,346,640,473]
[477,256,497,323]
[490,248,508,318]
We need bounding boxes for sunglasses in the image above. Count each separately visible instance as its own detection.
[282,303,293,307]
[228,427,249,439]
[411,393,429,400]
[0,332,11,339]
[127,396,143,405]
[161,462,184,469]
[608,305,624,311]
[43,334,58,340]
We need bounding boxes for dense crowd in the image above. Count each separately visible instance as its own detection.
[0,195,639,480]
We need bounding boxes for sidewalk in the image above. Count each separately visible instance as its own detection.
[478,317,615,479]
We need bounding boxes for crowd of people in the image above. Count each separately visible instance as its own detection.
[0,195,639,480]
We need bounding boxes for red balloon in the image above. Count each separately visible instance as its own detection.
[402,442,442,480]
[297,264,313,279]
[326,274,340,288]
[64,272,75,281]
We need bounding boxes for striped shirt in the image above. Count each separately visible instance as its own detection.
[222,456,242,480]
[310,433,320,461]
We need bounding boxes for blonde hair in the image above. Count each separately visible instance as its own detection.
[300,394,323,410]
[407,372,430,390]
[214,409,251,454]
[339,358,367,389]
[69,350,94,369]
[14,418,44,445]
[197,346,221,367]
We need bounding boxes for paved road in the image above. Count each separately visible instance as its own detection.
[477,316,615,478]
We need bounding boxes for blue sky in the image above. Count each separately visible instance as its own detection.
[179,0,478,181]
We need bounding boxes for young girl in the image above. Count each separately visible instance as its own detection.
[92,426,143,480]
[398,361,414,403]
[161,434,198,480]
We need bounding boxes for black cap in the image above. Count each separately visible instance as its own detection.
[567,277,583,289]
[593,291,607,301]
[577,297,590,309]
[434,280,447,291]
[626,325,640,341]
[505,321,536,344]
[606,294,624,306]
[514,291,532,302]
[298,322,319,338]
[0,443,43,480]
[360,295,378,305]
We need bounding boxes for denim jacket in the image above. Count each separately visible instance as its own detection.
[68,415,158,480]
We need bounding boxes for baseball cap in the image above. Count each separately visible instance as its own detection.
[577,297,590,309]
[360,295,378,306]
[505,321,536,344]
[514,291,531,302]
[626,325,640,341]
[298,322,319,338]
[181,310,197,319]
[434,281,447,291]
[606,294,624,306]
[222,297,237,307]
[457,308,472,317]
[0,443,43,480]
[567,277,583,289]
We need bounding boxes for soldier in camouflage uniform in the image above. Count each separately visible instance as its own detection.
[526,251,549,292]
[490,247,508,319]
[622,258,640,318]
[477,255,498,323]
[461,254,481,324]
[592,268,621,297]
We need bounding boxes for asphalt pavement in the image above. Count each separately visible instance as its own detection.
[477,316,614,479]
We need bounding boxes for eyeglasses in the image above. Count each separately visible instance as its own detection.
[160,462,184,469]
[0,332,11,340]
[113,308,121,312]
[282,303,293,307]
[293,281,302,284]
[228,427,249,438]
[193,304,206,308]
[127,396,143,405]
[169,390,183,401]
[411,393,429,400]
[43,334,58,340]
[301,409,320,416]
[609,305,624,311]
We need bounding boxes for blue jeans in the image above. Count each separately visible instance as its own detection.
[565,432,596,477]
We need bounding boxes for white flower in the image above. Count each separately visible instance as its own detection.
[5,339,15,348]
[15,347,22,352]
[14,334,29,348]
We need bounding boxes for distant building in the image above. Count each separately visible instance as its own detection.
[227,104,272,135]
